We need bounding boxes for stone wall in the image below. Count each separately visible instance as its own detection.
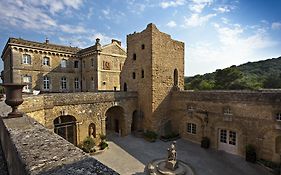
[19,92,138,144]
[0,102,118,175]
[170,90,281,163]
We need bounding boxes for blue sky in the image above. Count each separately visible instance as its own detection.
[0,0,280,76]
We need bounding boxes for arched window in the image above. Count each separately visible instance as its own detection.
[173,69,178,86]
[54,115,77,145]
[124,83,127,91]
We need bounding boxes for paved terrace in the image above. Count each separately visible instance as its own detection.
[94,134,272,175]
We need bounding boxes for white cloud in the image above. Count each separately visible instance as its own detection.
[272,22,281,30]
[186,23,278,75]
[214,6,231,13]
[160,0,186,9]
[60,24,87,34]
[183,13,216,27]
[167,21,177,27]
[188,0,213,13]
[91,33,113,45]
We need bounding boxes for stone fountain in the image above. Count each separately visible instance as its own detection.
[147,141,194,175]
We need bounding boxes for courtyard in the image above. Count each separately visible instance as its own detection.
[93,134,271,175]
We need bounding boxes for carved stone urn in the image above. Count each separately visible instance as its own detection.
[0,83,25,118]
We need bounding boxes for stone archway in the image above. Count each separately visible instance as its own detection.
[131,110,144,133]
[105,106,125,136]
[54,115,77,145]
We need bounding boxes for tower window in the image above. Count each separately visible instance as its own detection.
[141,69,144,78]
[141,44,145,50]
[132,72,136,79]
[133,53,136,60]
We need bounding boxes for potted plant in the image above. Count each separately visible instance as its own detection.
[201,137,210,149]
[245,144,256,163]
[79,136,96,153]
[144,130,158,142]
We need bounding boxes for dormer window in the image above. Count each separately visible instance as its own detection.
[22,54,31,64]
[43,56,50,66]
[276,113,281,121]
[61,59,67,68]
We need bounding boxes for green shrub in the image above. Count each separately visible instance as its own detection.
[144,130,158,142]
[80,136,95,153]
[100,141,108,150]
[100,134,106,141]
[245,144,256,163]
[201,137,210,149]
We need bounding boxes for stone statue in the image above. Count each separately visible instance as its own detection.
[167,141,177,161]
[165,141,178,170]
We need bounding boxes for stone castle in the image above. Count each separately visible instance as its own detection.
[1,23,281,163]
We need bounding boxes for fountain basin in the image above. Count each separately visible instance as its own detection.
[147,159,195,175]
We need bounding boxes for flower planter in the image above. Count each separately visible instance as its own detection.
[0,83,25,118]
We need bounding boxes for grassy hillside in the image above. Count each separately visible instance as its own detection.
[185,56,281,90]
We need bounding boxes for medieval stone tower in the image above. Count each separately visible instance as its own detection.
[121,23,184,134]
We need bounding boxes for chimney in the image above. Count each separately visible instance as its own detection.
[45,37,49,44]
[111,39,121,46]
[95,38,101,51]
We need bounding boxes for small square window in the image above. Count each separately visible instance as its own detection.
[103,81,106,85]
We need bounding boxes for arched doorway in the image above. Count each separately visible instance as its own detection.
[89,123,96,138]
[131,110,144,133]
[54,115,77,145]
[105,106,125,135]
[174,69,178,87]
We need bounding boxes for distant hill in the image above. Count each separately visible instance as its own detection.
[185,56,281,90]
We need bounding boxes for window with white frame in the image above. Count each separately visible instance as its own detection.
[43,56,50,66]
[276,113,281,121]
[61,77,67,90]
[223,107,232,115]
[61,59,67,68]
[74,78,80,89]
[187,123,196,134]
[43,76,50,90]
[22,75,32,92]
[22,54,31,64]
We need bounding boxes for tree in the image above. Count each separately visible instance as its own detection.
[214,67,243,89]
[263,74,281,89]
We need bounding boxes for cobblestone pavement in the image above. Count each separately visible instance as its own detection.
[93,134,271,175]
